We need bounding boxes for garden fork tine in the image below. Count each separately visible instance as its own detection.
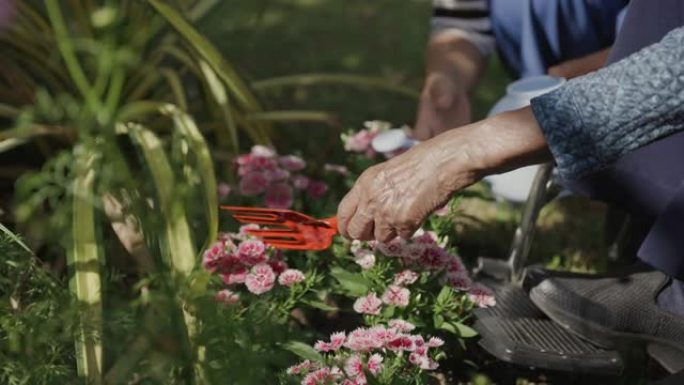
[220,206,338,251]
[223,207,291,225]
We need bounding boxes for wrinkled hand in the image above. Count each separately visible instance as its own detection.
[338,108,552,242]
[337,131,482,242]
[413,72,472,141]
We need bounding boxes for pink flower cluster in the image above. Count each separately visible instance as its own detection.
[235,145,328,209]
[289,322,443,384]
[203,228,305,298]
[340,120,391,159]
[353,229,496,308]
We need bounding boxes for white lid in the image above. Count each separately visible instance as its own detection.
[371,129,409,153]
[506,75,566,99]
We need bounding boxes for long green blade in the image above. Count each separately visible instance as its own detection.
[68,151,103,385]
[0,222,33,255]
[127,123,206,383]
[198,59,239,151]
[160,105,219,252]
[128,124,196,276]
[146,0,257,110]
[252,73,421,99]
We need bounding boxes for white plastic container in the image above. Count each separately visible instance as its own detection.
[484,75,565,203]
[371,127,417,154]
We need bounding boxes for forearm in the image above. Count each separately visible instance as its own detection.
[425,32,486,93]
[422,106,551,191]
[548,47,611,79]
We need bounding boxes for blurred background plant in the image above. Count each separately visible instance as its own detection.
[0,0,323,383]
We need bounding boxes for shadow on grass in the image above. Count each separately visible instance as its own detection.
[454,189,611,273]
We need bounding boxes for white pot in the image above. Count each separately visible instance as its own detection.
[371,128,418,154]
[484,75,565,203]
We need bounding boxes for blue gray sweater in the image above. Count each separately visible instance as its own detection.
[530,26,684,180]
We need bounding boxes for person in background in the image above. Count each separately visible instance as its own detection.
[414,0,627,140]
[339,0,684,356]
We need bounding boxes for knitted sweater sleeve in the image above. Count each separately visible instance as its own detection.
[530,26,684,180]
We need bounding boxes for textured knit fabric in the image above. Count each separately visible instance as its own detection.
[530,26,684,181]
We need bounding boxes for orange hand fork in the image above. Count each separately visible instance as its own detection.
[221,206,338,251]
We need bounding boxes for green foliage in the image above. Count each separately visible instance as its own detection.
[282,341,325,363]
[0,1,289,382]
[0,231,77,385]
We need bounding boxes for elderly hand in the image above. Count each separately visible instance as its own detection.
[413,72,472,141]
[338,107,551,241]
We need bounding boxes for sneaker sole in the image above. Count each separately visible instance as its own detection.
[530,286,684,357]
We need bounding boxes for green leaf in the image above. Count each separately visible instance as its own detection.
[0,103,20,118]
[68,150,103,385]
[198,59,239,152]
[382,305,396,318]
[436,286,453,304]
[437,322,457,335]
[147,0,271,144]
[282,341,325,363]
[454,322,478,338]
[439,322,478,338]
[126,123,207,382]
[432,313,445,328]
[160,68,188,111]
[329,267,371,297]
[362,369,382,385]
[303,300,339,312]
[160,105,218,251]
[0,138,29,154]
[252,73,420,99]
[0,222,33,255]
[128,123,196,276]
[45,0,102,116]
[147,0,258,110]
[246,110,342,130]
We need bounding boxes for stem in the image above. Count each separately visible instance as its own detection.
[69,150,104,385]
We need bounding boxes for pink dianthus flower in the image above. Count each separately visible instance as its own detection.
[279,155,306,171]
[278,269,305,287]
[237,239,268,265]
[468,283,496,308]
[307,180,328,199]
[381,285,410,307]
[215,289,240,304]
[353,293,383,315]
[244,263,276,295]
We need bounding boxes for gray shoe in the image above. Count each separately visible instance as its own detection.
[530,270,684,356]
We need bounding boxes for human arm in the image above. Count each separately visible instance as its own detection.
[413,1,493,140]
[547,47,611,79]
[338,107,550,241]
[338,27,684,242]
